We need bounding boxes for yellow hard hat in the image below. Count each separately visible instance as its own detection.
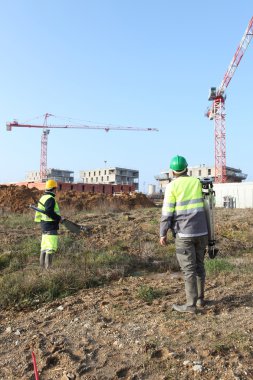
[45,179,57,190]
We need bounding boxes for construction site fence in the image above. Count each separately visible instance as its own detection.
[5,182,136,194]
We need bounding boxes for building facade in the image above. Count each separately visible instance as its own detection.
[155,165,247,192]
[214,182,253,208]
[79,167,139,190]
[26,168,74,183]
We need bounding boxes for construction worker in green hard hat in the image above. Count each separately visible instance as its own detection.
[160,155,208,313]
[34,179,63,269]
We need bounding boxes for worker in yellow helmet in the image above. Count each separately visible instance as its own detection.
[34,179,62,269]
[160,155,208,313]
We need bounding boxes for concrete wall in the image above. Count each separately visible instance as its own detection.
[214,182,253,208]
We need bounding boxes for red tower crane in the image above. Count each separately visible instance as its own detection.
[206,16,253,183]
[6,114,158,181]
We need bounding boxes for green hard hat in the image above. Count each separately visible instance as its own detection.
[170,155,188,172]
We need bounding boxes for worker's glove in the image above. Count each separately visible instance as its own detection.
[60,217,66,223]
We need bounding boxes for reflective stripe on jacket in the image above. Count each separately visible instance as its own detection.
[160,175,208,238]
[34,194,60,223]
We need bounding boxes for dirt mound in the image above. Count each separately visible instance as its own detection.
[0,185,41,213]
[57,191,155,212]
[0,185,155,213]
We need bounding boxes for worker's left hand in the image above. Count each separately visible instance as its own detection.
[160,236,167,246]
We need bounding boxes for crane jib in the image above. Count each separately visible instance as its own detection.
[6,114,158,181]
[206,16,253,184]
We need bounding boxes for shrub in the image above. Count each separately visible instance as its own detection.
[137,285,162,304]
[205,258,235,274]
[0,253,11,270]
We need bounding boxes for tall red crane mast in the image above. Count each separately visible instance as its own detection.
[6,114,158,181]
[206,16,253,183]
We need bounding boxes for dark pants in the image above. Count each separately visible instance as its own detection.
[175,235,208,306]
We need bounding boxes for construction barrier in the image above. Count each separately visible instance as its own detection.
[3,182,136,194]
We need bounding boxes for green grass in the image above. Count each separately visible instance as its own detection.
[1,213,35,229]
[137,285,163,304]
[0,253,11,270]
[16,236,40,255]
[205,258,235,274]
[0,209,251,310]
[0,263,103,308]
[92,250,132,267]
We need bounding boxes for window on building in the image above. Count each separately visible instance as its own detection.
[104,170,106,175]
[91,178,93,182]
[86,178,88,183]
[94,171,96,176]
[99,171,101,175]
[189,170,192,176]
[101,176,103,181]
[96,177,98,182]
[89,172,90,177]
[107,176,109,181]
[208,169,211,175]
[198,170,201,176]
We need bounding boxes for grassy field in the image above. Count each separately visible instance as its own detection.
[0,207,251,309]
[0,207,253,379]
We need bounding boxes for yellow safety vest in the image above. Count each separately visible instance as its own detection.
[161,176,208,237]
[34,194,60,223]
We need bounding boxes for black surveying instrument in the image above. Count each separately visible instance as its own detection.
[200,178,219,259]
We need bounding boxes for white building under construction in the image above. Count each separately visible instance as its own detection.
[80,167,139,190]
[26,168,74,183]
[155,164,247,192]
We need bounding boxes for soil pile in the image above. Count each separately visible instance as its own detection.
[58,191,155,212]
[0,185,41,213]
[0,185,155,213]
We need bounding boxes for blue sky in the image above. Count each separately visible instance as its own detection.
[1,1,253,192]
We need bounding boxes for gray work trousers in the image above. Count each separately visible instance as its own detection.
[175,235,208,307]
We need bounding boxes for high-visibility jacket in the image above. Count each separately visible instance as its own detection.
[160,175,208,238]
[35,192,61,232]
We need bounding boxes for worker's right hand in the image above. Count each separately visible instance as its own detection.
[160,236,167,246]
[60,217,65,223]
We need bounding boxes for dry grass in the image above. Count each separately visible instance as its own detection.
[0,207,252,309]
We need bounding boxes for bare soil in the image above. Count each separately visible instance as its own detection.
[0,188,253,380]
[0,185,154,213]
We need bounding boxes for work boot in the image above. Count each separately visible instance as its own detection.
[40,251,46,268]
[196,299,206,307]
[197,277,205,307]
[172,304,196,314]
[45,253,53,269]
[185,277,198,307]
